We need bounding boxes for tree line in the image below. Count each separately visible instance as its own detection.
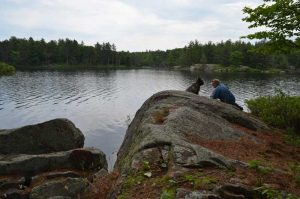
[0,36,299,69]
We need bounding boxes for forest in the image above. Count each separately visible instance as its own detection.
[0,36,299,70]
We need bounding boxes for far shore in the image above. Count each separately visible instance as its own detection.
[8,63,300,75]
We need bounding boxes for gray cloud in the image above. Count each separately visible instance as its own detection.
[0,0,262,51]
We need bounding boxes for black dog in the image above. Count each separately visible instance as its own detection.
[186,78,204,95]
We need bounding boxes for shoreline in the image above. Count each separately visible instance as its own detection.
[9,63,299,75]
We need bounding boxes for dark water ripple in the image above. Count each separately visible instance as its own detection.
[0,69,299,169]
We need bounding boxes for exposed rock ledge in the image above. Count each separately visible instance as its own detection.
[115,90,269,172]
[106,90,300,199]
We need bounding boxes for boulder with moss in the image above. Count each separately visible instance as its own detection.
[109,90,300,198]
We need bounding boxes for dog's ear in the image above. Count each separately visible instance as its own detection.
[197,78,204,85]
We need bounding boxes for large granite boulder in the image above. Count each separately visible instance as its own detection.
[0,119,84,155]
[115,90,269,173]
[108,90,287,198]
[0,148,107,175]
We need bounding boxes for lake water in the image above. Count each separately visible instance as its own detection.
[0,69,299,168]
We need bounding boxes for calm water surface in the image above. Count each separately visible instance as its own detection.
[0,69,299,168]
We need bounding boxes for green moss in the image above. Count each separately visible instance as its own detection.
[249,159,261,170]
[153,176,176,187]
[248,159,273,174]
[182,173,217,189]
[0,62,16,75]
[118,171,219,199]
[156,176,177,199]
[160,187,176,199]
[117,172,146,199]
[123,173,145,190]
[118,173,178,199]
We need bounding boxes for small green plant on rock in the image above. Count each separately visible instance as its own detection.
[249,159,274,187]
[249,159,261,170]
[117,172,146,199]
[225,169,236,177]
[289,162,300,186]
[141,160,153,178]
[182,173,217,189]
[249,159,273,174]
[125,174,145,188]
[159,159,168,169]
[160,187,176,199]
[142,160,151,171]
[255,177,264,187]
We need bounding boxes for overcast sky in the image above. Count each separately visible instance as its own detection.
[0,0,262,51]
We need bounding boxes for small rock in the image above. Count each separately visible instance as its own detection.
[0,148,107,175]
[219,191,245,199]
[0,177,25,190]
[30,178,89,199]
[1,189,29,199]
[216,184,260,199]
[176,189,221,199]
[46,171,81,180]
[176,188,191,198]
[93,169,108,179]
[144,172,152,178]
[31,171,81,185]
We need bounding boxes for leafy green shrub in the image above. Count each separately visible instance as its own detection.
[0,62,16,75]
[246,91,300,134]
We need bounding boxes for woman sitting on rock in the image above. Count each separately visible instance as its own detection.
[210,79,243,111]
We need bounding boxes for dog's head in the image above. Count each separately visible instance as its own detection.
[196,78,204,86]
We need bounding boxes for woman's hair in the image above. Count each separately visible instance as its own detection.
[211,79,220,85]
